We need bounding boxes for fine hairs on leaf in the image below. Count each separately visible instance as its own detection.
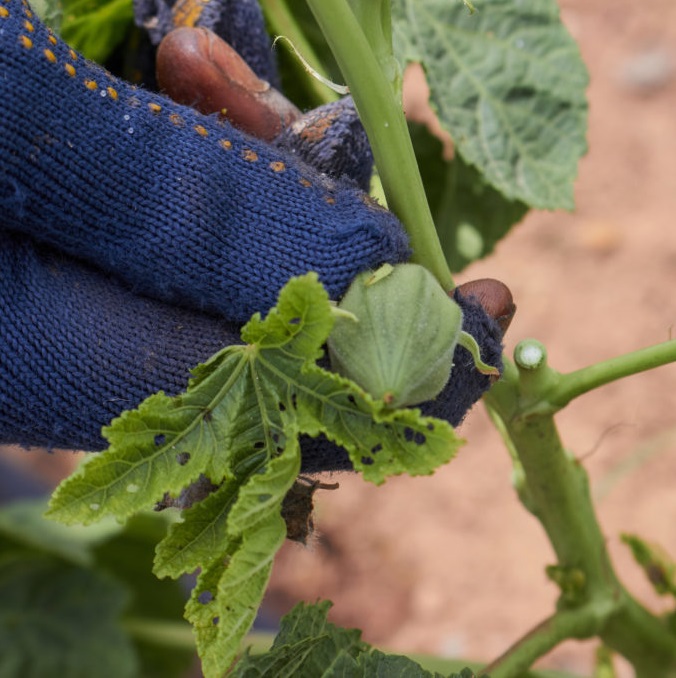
[48,273,462,677]
[392,0,589,211]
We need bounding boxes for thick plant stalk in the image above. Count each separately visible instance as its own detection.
[305,0,454,291]
[484,343,676,677]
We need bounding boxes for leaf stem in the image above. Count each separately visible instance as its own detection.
[304,0,454,291]
[123,617,196,650]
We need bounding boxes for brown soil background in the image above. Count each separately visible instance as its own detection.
[2,0,675,675]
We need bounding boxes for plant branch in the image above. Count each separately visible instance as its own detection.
[481,609,599,678]
[485,354,676,675]
[304,0,454,291]
[548,339,676,409]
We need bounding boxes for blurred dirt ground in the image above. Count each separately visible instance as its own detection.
[266,1,676,674]
[2,0,676,675]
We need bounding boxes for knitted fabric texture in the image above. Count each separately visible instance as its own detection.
[0,232,501,472]
[0,0,408,323]
[0,231,240,453]
[133,0,278,86]
[0,0,502,473]
[274,97,374,193]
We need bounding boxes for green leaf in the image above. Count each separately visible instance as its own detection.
[154,479,241,579]
[356,650,445,676]
[49,273,460,526]
[232,601,479,677]
[186,509,289,676]
[61,0,134,63]
[0,557,138,678]
[393,0,589,210]
[409,122,528,272]
[166,444,299,677]
[231,601,365,677]
[621,533,676,598]
[0,500,194,678]
[49,273,461,677]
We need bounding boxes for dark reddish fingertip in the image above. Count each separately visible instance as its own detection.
[455,278,516,336]
[156,27,300,140]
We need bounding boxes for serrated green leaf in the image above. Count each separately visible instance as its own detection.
[232,601,365,677]
[47,351,247,524]
[0,557,138,678]
[187,512,288,678]
[232,601,474,678]
[273,600,364,653]
[231,637,327,678]
[154,441,300,579]
[162,444,298,678]
[227,437,301,535]
[356,650,443,677]
[393,0,589,210]
[409,122,528,272]
[49,274,461,524]
[49,273,462,678]
[154,479,241,579]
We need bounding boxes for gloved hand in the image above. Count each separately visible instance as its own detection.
[0,0,511,472]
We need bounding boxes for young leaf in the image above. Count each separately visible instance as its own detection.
[49,273,461,526]
[153,478,241,580]
[49,273,462,677]
[409,122,528,272]
[184,481,292,678]
[393,0,589,210]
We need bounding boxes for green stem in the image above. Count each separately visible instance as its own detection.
[305,0,454,291]
[261,0,337,107]
[123,617,196,650]
[481,609,600,678]
[549,339,676,409]
[484,356,676,676]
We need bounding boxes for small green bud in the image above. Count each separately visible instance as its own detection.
[328,264,463,408]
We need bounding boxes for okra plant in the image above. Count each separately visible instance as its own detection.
[2,0,676,677]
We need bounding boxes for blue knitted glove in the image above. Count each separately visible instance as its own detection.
[0,0,408,322]
[0,228,506,471]
[0,0,508,472]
